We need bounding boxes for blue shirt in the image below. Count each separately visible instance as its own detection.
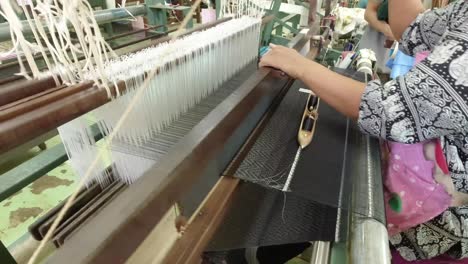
[357,0,368,8]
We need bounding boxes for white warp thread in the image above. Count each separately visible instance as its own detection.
[0,0,114,92]
[1,0,266,187]
[60,17,263,186]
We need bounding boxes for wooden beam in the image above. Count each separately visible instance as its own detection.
[162,176,240,264]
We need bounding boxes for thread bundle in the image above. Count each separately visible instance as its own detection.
[60,17,262,186]
[0,0,114,93]
[1,0,265,187]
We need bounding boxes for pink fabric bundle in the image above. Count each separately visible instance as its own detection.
[384,141,452,236]
[415,51,430,65]
[385,50,451,236]
[385,50,460,263]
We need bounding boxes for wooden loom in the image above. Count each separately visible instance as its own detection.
[0,2,389,264]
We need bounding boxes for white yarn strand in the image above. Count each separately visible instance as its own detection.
[0,0,266,261]
[61,17,263,186]
[0,0,114,90]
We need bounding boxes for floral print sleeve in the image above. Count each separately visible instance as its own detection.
[358,1,468,144]
[399,6,450,56]
[359,1,468,261]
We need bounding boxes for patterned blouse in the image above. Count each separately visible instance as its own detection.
[358,1,468,260]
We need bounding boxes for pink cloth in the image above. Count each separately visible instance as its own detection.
[201,9,216,24]
[415,51,430,65]
[389,50,457,263]
[385,141,452,236]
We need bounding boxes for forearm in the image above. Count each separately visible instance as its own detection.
[365,8,392,36]
[297,60,366,120]
[308,0,317,24]
[389,0,424,40]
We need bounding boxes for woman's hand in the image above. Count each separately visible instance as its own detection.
[259,44,308,79]
[382,24,395,41]
[260,43,366,120]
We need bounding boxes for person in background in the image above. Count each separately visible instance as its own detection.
[309,0,317,25]
[358,0,393,75]
[358,0,368,8]
[260,0,468,261]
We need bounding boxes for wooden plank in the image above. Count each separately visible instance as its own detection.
[162,176,240,264]
[126,206,180,264]
[48,65,290,264]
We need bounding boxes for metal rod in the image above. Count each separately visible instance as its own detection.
[0,82,119,154]
[0,81,93,122]
[109,30,173,51]
[350,218,390,264]
[0,77,60,107]
[105,25,166,41]
[0,5,148,42]
[310,242,330,264]
[348,71,389,263]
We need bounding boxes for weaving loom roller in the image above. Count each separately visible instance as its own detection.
[0,4,390,264]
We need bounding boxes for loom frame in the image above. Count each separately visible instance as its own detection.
[0,3,384,263]
[46,30,311,264]
[0,14,309,263]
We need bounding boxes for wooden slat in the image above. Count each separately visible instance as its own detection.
[162,176,240,264]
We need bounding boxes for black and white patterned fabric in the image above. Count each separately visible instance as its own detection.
[358,1,468,260]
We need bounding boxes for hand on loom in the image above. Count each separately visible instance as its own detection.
[259,44,307,79]
[259,43,366,120]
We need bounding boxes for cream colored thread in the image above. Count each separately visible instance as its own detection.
[27,1,204,263]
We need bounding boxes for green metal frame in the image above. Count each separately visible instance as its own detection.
[261,0,283,46]
[214,0,302,46]
[266,12,302,46]
[89,0,114,36]
[273,13,300,34]
[146,0,193,32]
[0,143,68,203]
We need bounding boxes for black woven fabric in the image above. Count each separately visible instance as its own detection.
[207,69,382,251]
[234,80,351,208]
[206,181,337,251]
[234,83,309,190]
[208,81,349,251]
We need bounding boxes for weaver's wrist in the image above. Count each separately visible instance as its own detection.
[296,58,315,81]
